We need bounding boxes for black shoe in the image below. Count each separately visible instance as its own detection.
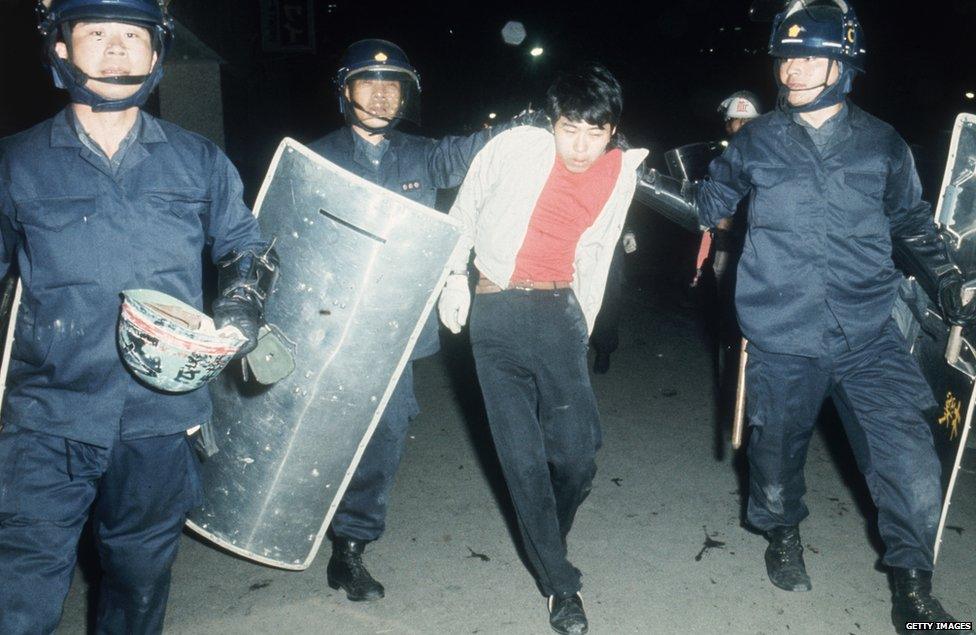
[326,538,385,602]
[548,593,588,635]
[764,526,812,592]
[593,352,611,374]
[891,568,957,633]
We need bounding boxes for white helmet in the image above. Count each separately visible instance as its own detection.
[118,289,246,393]
[718,91,762,121]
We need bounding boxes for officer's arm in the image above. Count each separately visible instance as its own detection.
[696,143,750,229]
[425,122,514,190]
[885,140,976,325]
[886,142,957,301]
[207,150,278,357]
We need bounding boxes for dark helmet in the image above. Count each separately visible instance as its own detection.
[36,0,174,112]
[769,0,865,71]
[768,0,864,113]
[335,39,421,133]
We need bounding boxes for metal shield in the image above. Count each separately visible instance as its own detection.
[185,138,462,570]
[898,278,976,562]
[664,141,726,182]
[936,113,976,272]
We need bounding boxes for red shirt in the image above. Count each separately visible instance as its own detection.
[511,149,622,283]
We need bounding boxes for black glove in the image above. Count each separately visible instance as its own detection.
[213,298,260,359]
[938,271,976,327]
[213,242,280,360]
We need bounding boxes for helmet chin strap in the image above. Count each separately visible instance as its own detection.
[342,95,403,135]
[776,59,855,114]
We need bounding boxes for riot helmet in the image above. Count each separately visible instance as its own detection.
[36,0,174,112]
[335,39,421,134]
[768,0,865,113]
[118,289,246,393]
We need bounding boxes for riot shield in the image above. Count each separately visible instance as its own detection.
[185,139,462,570]
[900,114,976,561]
[902,285,975,563]
[664,141,726,182]
[936,113,976,272]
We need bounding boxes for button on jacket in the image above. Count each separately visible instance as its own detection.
[697,104,936,357]
[0,109,265,447]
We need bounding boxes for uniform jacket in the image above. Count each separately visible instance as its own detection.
[448,126,649,333]
[0,108,264,447]
[308,124,499,358]
[697,103,936,357]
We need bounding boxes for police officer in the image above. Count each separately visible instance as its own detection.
[307,39,517,602]
[0,1,273,632]
[697,0,972,628]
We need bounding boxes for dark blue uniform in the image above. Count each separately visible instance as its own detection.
[697,103,943,570]
[0,109,264,633]
[308,124,496,541]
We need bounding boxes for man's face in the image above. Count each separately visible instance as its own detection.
[55,21,157,101]
[552,116,615,174]
[725,118,749,136]
[778,56,839,107]
[345,78,402,130]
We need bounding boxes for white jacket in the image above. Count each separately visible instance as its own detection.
[447,126,649,333]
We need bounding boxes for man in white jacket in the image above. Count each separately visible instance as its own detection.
[438,63,647,635]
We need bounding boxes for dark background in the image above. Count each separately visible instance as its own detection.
[1,0,975,198]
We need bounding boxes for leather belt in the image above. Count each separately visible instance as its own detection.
[475,277,572,294]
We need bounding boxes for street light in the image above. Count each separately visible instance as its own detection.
[488,113,497,120]
[966,92,975,100]
[530,46,544,57]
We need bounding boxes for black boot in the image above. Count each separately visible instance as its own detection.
[764,525,812,592]
[327,538,385,601]
[548,593,588,635]
[891,568,956,632]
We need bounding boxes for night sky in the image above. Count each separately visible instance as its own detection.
[1,0,975,195]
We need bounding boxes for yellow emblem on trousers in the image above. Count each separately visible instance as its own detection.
[938,391,961,440]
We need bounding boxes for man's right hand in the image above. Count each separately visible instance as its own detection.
[438,273,471,334]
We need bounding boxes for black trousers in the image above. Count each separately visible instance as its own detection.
[0,425,202,635]
[330,363,419,542]
[746,320,942,570]
[470,288,601,597]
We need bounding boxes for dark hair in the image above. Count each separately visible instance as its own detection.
[545,62,623,130]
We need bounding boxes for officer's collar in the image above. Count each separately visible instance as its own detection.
[51,107,168,148]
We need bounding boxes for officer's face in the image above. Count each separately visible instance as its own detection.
[553,116,615,174]
[346,78,402,129]
[778,56,840,106]
[725,118,748,136]
[55,21,157,101]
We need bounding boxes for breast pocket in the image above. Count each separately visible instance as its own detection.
[750,167,800,232]
[15,196,101,289]
[842,171,888,237]
[141,190,209,273]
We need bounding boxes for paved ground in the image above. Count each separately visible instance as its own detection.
[57,231,976,634]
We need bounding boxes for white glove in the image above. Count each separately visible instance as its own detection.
[438,273,471,334]
[622,231,637,254]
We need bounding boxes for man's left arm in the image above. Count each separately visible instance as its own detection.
[887,141,975,326]
[208,151,279,357]
[425,113,534,189]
